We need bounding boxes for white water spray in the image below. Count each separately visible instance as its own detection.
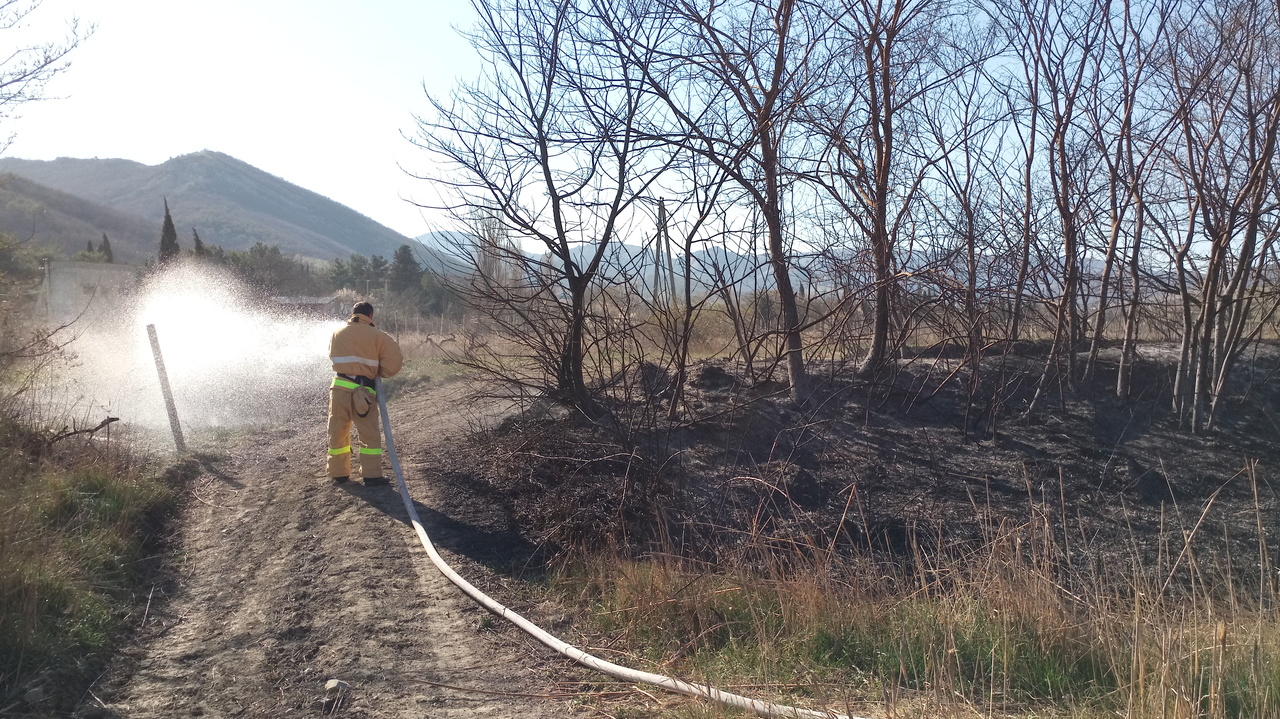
[54,263,342,447]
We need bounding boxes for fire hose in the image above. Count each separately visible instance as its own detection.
[375,378,864,719]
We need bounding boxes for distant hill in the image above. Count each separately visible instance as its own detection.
[0,173,155,263]
[0,151,413,262]
[413,230,476,274]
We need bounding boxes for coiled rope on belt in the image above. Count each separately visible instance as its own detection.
[375,378,863,719]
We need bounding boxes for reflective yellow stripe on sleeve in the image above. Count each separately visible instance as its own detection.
[329,446,351,455]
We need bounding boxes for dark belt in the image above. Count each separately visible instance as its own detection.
[336,373,376,390]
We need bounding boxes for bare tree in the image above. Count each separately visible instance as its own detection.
[646,159,734,419]
[610,0,834,404]
[805,0,975,379]
[992,0,1113,415]
[701,210,776,382]
[411,0,670,417]
[918,58,1009,437]
[0,1,90,151]
[1161,0,1280,431]
[1104,0,1180,397]
[0,0,89,389]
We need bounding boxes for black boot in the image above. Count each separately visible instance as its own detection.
[332,476,349,484]
[363,476,390,487]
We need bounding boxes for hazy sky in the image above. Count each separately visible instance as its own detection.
[6,0,482,238]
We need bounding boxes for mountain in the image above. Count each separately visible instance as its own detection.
[0,173,156,263]
[413,230,477,274]
[0,151,413,262]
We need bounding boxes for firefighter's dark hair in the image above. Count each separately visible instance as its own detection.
[352,301,374,318]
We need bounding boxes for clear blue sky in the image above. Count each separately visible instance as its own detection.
[6,0,480,238]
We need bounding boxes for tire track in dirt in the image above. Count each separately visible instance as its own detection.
[93,383,581,718]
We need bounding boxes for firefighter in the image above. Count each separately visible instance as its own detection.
[327,301,403,486]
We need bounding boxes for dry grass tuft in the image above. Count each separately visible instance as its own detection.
[554,469,1280,718]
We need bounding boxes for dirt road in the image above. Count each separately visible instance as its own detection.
[91,381,583,718]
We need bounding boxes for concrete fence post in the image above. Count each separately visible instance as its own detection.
[146,323,187,452]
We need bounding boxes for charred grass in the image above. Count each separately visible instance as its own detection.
[440,352,1280,718]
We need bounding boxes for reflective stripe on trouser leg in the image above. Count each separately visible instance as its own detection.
[327,386,354,478]
[359,447,382,475]
[352,392,383,478]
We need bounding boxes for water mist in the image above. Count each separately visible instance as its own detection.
[52,263,343,450]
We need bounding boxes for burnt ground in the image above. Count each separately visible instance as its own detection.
[436,344,1280,594]
[34,343,1280,718]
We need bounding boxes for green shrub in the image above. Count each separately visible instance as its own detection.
[0,456,178,701]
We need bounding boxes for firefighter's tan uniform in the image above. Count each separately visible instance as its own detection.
[327,312,403,480]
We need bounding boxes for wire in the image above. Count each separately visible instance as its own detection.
[375,377,861,719]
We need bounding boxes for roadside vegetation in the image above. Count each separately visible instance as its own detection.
[554,494,1278,718]
[0,421,181,709]
[0,235,186,709]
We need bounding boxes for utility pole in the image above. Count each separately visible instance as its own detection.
[653,198,675,307]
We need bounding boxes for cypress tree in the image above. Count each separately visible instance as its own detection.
[192,228,206,257]
[99,233,114,263]
[388,244,423,293]
[86,240,94,254]
[159,198,179,266]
